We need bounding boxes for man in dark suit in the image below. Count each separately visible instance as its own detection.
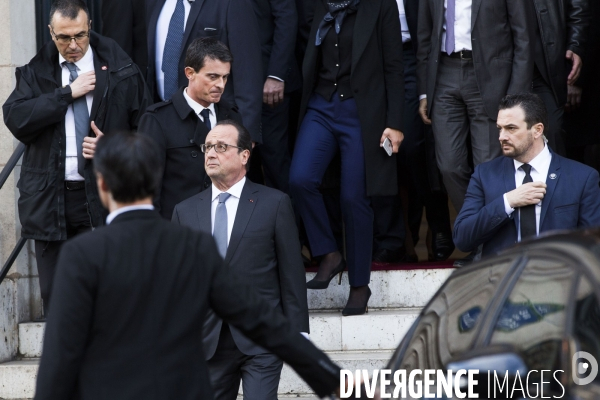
[172,120,308,399]
[416,0,534,215]
[139,38,242,220]
[34,131,340,400]
[454,93,600,257]
[145,0,263,143]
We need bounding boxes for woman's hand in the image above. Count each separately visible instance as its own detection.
[380,128,404,153]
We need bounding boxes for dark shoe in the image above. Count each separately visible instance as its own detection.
[373,248,403,263]
[342,286,372,316]
[430,231,455,261]
[306,259,346,289]
[453,251,476,267]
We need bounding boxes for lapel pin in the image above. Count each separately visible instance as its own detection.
[102,66,107,70]
[249,199,254,203]
[549,173,557,180]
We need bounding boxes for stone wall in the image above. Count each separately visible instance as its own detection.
[0,0,41,363]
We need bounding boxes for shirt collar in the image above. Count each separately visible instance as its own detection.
[211,176,246,202]
[106,204,155,225]
[513,143,551,174]
[183,88,216,117]
[59,46,94,72]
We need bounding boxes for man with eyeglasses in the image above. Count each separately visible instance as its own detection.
[2,0,150,315]
[172,121,308,400]
[139,37,243,220]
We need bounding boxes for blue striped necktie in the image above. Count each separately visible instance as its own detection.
[64,62,89,177]
[162,0,185,100]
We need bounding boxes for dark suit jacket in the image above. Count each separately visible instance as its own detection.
[300,0,405,197]
[172,180,309,358]
[453,151,600,257]
[138,88,243,219]
[145,0,263,142]
[416,0,534,119]
[35,210,338,400]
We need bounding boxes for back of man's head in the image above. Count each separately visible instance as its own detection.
[498,93,548,130]
[94,132,161,203]
[49,0,89,23]
[185,38,233,72]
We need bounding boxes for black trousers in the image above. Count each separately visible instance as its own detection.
[207,324,283,400]
[532,67,566,156]
[35,186,92,314]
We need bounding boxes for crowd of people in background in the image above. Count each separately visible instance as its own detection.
[2,0,600,398]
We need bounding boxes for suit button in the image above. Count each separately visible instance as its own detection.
[189,139,194,144]
[191,151,198,158]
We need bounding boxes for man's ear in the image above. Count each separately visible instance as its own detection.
[96,173,109,193]
[185,67,195,80]
[532,122,544,139]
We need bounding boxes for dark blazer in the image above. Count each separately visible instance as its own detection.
[416,0,534,119]
[172,180,309,358]
[453,151,600,257]
[34,210,338,400]
[138,88,243,219]
[145,0,263,142]
[299,0,405,197]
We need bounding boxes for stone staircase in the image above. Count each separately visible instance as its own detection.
[0,267,454,399]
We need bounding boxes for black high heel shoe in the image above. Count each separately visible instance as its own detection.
[342,286,371,316]
[306,259,346,289]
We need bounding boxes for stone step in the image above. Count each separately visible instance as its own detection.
[18,308,419,358]
[0,351,394,399]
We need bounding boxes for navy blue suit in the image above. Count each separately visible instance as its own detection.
[454,151,600,257]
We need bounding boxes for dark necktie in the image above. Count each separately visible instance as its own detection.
[162,0,185,100]
[214,192,231,258]
[64,62,89,177]
[445,0,455,55]
[200,108,212,130]
[520,164,537,239]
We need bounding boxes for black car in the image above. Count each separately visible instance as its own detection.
[385,230,600,399]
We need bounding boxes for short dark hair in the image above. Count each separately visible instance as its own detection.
[185,38,233,72]
[498,93,548,130]
[94,132,162,203]
[216,119,252,171]
[49,0,90,24]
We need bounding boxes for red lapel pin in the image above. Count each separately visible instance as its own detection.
[102,66,107,70]
[249,199,254,203]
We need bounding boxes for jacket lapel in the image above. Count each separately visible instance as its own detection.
[540,154,561,228]
[224,181,258,264]
[471,0,483,29]
[352,0,380,69]
[195,189,213,235]
[90,52,109,124]
[182,0,206,51]
[503,157,518,233]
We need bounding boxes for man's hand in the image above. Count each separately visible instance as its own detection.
[565,85,582,113]
[70,71,96,99]
[380,128,404,153]
[566,50,582,85]
[82,121,104,159]
[263,77,285,107]
[419,98,432,125]
[506,182,547,208]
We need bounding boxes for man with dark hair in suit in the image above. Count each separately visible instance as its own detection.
[172,121,308,400]
[454,93,600,257]
[2,0,150,314]
[139,38,243,220]
[34,131,341,400]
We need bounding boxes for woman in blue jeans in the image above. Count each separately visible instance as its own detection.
[289,0,405,315]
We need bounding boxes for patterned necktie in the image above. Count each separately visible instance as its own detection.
[213,192,231,258]
[520,164,537,239]
[64,62,89,177]
[200,108,212,130]
[445,0,455,55]
[162,0,185,100]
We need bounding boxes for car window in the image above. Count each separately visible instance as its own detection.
[394,258,515,372]
[573,275,600,383]
[490,257,574,372]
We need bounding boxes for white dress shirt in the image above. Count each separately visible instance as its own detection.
[155,0,192,101]
[106,204,155,225]
[183,88,217,128]
[210,177,246,245]
[441,0,472,52]
[395,0,411,43]
[503,144,552,241]
[59,47,94,181]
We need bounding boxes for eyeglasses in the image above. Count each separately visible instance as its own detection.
[200,143,244,153]
[51,27,89,44]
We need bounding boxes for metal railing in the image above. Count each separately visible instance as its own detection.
[0,142,27,286]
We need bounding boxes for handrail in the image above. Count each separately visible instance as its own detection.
[0,142,25,191]
[0,142,27,285]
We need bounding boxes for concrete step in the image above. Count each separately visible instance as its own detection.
[18,309,418,358]
[0,351,394,399]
